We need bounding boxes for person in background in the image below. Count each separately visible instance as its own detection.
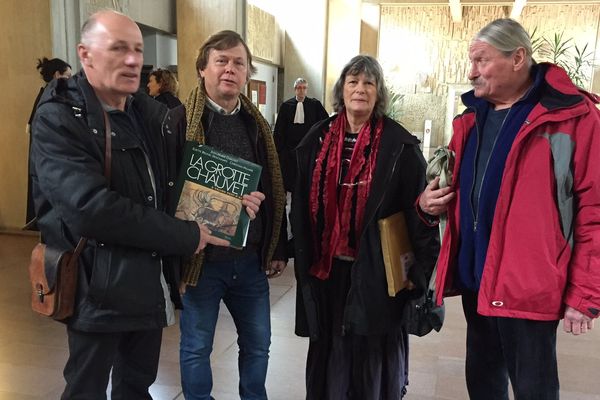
[147,68,182,109]
[291,55,439,399]
[179,30,287,400]
[30,10,232,398]
[274,78,329,256]
[418,18,600,400]
[274,77,328,193]
[25,57,72,230]
[29,57,73,129]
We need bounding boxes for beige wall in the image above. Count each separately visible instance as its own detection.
[0,1,52,230]
[325,0,362,112]
[280,0,328,106]
[176,0,243,102]
[77,0,176,33]
[51,0,177,69]
[3,0,598,230]
[247,4,282,66]
[360,3,380,57]
[378,4,600,150]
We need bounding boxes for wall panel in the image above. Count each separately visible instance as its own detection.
[280,0,328,106]
[0,0,52,230]
[379,4,600,148]
[325,0,362,111]
[247,4,282,66]
[176,0,241,101]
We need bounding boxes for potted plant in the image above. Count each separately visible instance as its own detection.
[530,27,595,89]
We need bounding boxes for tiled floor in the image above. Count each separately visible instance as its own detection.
[1,232,599,399]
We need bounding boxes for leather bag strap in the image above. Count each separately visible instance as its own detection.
[102,109,112,187]
[70,237,88,264]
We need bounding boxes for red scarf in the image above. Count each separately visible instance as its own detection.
[309,111,383,279]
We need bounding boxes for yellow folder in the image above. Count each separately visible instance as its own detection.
[378,211,415,297]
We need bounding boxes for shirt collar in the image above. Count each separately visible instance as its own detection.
[101,95,134,112]
[206,96,241,115]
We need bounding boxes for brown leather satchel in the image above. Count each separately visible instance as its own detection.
[29,239,87,320]
[28,108,112,321]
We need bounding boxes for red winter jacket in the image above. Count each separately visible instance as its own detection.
[435,63,600,320]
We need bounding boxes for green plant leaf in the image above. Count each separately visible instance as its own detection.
[531,26,593,88]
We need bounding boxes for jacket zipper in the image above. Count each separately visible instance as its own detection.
[143,153,158,208]
[470,108,511,232]
[159,108,170,204]
[467,82,582,232]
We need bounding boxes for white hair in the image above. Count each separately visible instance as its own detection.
[294,77,307,88]
[475,18,533,67]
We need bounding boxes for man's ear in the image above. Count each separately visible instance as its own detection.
[78,44,91,67]
[513,47,528,71]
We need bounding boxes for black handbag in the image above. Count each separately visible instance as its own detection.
[404,288,445,337]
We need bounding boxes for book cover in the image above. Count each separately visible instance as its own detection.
[378,211,415,296]
[174,142,262,249]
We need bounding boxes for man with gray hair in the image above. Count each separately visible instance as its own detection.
[419,18,600,399]
[30,10,232,398]
[274,77,328,192]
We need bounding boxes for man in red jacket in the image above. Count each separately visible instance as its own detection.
[419,18,600,400]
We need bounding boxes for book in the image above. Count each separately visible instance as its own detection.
[174,142,262,249]
[378,211,415,296]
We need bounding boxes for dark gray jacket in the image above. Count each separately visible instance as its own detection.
[31,72,199,332]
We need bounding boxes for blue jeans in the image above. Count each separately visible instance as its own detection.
[180,253,271,400]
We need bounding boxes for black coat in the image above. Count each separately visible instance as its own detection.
[291,115,439,339]
[274,97,328,191]
[30,72,199,332]
[25,87,47,229]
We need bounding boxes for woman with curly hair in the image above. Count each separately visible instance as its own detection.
[292,55,439,399]
[147,68,182,109]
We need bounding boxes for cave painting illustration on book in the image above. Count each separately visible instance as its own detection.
[175,143,262,249]
[176,183,242,236]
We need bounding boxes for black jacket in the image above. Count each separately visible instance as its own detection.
[291,115,439,338]
[30,72,199,332]
[25,86,47,229]
[274,97,328,191]
[155,91,183,110]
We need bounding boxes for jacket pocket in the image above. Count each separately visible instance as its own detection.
[87,244,163,315]
[87,244,114,308]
